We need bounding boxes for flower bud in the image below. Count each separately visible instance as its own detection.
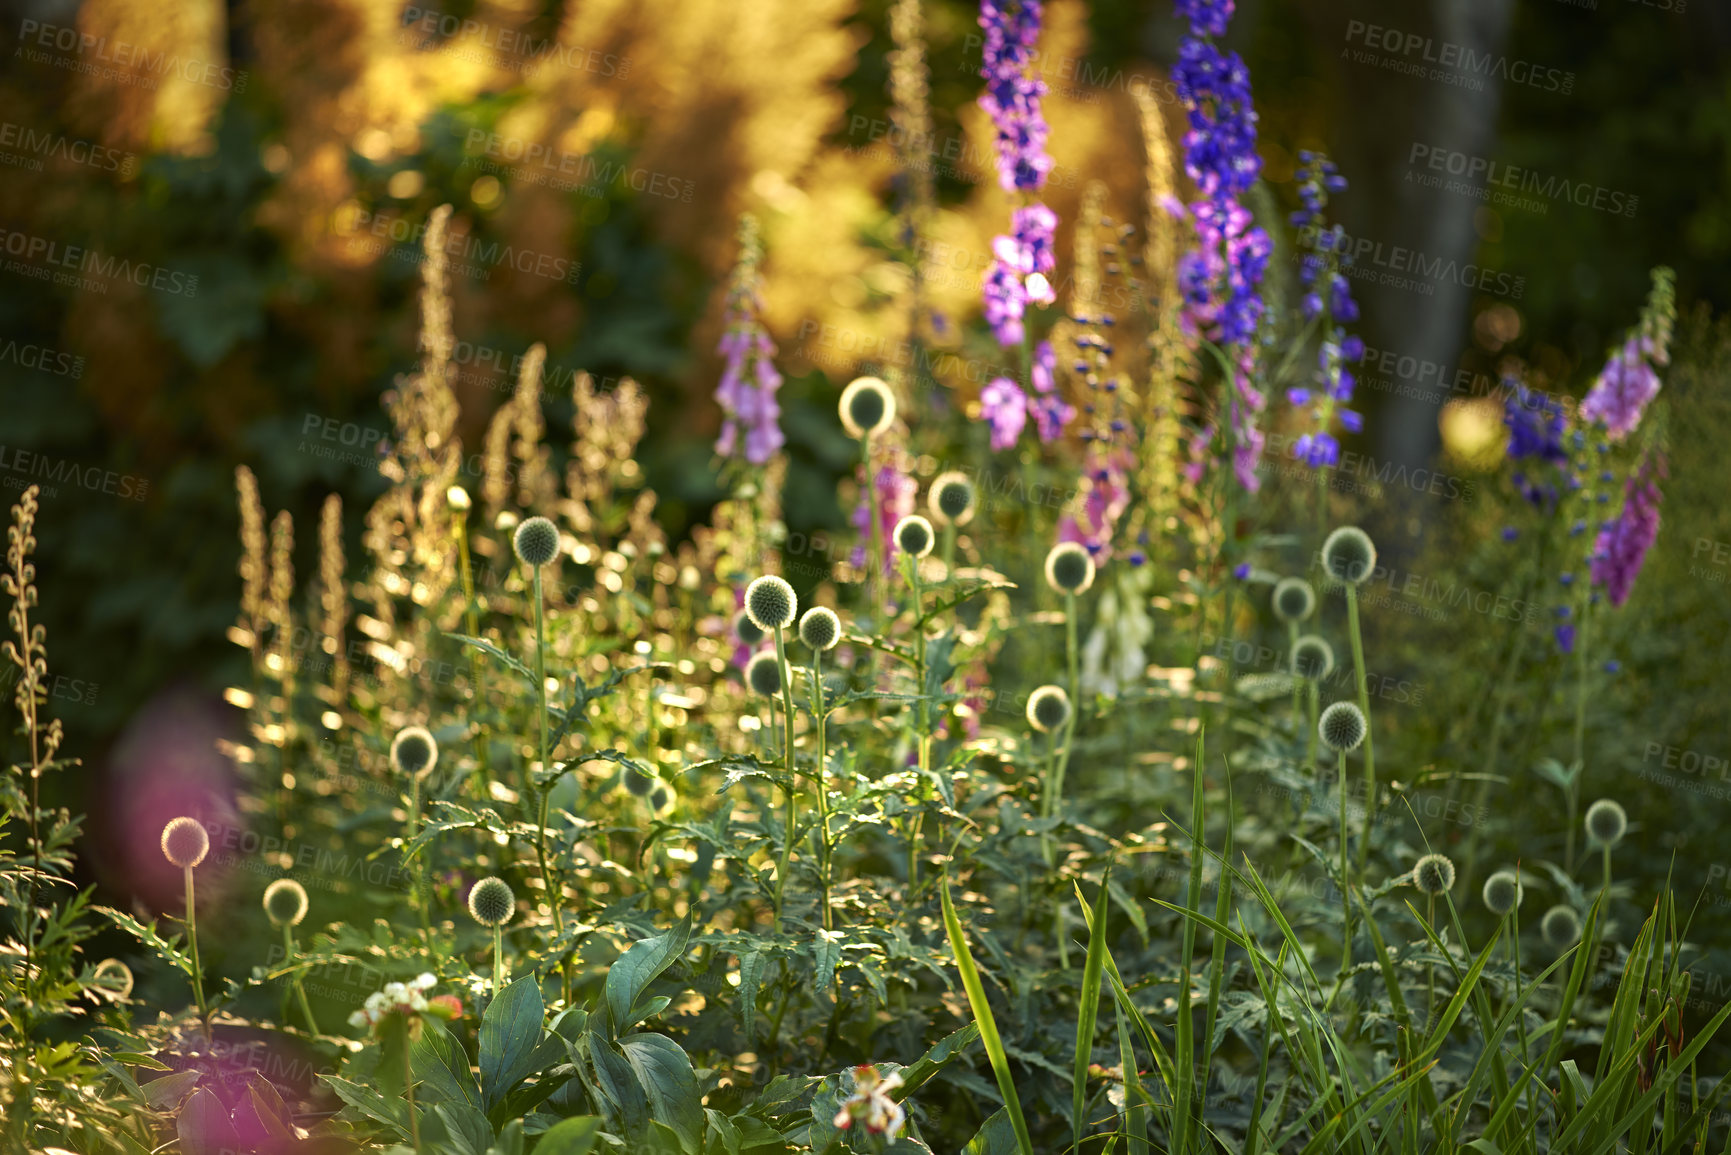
[746,651,784,697]
[799,606,841,652]
[161,817,209,869]
[513,516,560,567]
[1026,685,1071,733]
[1412,853,1456,897]
[1318,701,1367,753]
[1272,577,1316,623]
[1321,526,1377,586]
[1290,635,1335,682]
[467,876,515,927]
[1585,798,1627,848]
[928,471,976,526]
[1045,541,1095,595]
[1481,870,1523,916]
[1541,904,1581,948]
[745,575,797,631]
[840,376,896,439]
[263,878,310,927]
[894,515,935,560]
[390,725,438,779]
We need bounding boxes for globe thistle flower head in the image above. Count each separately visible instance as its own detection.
[622,764,656,798]
[746,651,784,697]
[799,606,841,651]
[732,608,766,646]
[929,471,977,526]
[467,877,515,927]
[745,575,797,630]
[1318,701,1367,753]
[1585,798,1628,847]
[839,376,896,438]
[161,817,209,869]
[446,485,471,513]
[1412,853,1456,897]
[1026,685,1071,733]
[894,515,935,559]
[1321,526,1378,586]
[1541,904,1581,948]
[512,516,561,567]
[1045,541,1096,594]
[1291,635,1335,682]
[1272,577,1317,623]
[263,878,310,927]
[1482,870,1524,917]
[647,780,677,818]
[92,957,135,998]
[390,725,438,779]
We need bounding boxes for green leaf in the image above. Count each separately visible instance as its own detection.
[140,1068,200,1110]
[605,915,692,1037]
[414,1019,486,1113]
[961,1106,1020,1154]
[323,1074,406,1128]
[737,950,768,1040]
[482,975,547,1110]
[585,1030,648,1137]
[940,873,1034,1155]
[177,1086,242,1155]
[894,1022,981,1098]
[448,633,536,683]
[620,1032,705,1153]
[1073,870,1112,1155]
[436,1100,497,1155]
[533,1116,603,1155]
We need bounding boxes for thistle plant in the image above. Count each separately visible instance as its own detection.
[512,515,563,945]
[1319,700,1366,992]
[799,606,841,928]
[391,725,438,949]
[841,376,897,616]
[467,876,515,995]
[928,470,976,573]
[1042,540,1093,825]
[160,817,210,1027]
[1411,852,1456,1022]
[746,575,799,922]
[447,485,490,795]
[1026,685,1071,842]
[1290,634,1334,771]
[1273,576,1316,715]
[1322,526,1378,873]
[263,878,318,1033]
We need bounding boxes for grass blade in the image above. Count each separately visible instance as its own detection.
[941,870,1034,1155]
[1074,870,1112,1155]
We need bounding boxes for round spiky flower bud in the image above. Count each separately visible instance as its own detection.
[1272,577,1317,623]
[746,651,784,697]
[1585,798,1628,848]
[647,780,676,818]
[622,764,655,798]
[1321,526,1377,586]
[1291,635,1335,682]
[1541,904,1581,948]
[1045,541,1095,595]
[161,817,209,869]
[1412,853,1456,897]
[513,516,561,567]
[745,575,796,631]
[92,957,135,998]
[929,471,976,527]
[733,608,766,647]
[390,725,438,779]
[894,515,935,559]
[799,606,841,651]
[1482,870,1524,917]
[1026,685,1071,734]
[263,878,310,927]
[1318,701,1367,753]
[467,877,515,927]
[839,376,896,439]
[446,485,471,513]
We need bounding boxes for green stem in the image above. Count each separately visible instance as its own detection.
[1346,584,1376,875]
[183,866,208,1030]
[285,925,319,1035]
[492,925,504,997]
[811,649,833,932]
[1305,680,1319,775]
[410,773,432,954]
[1338,749,1352,990]
[530,569,562,938]
[1049,592,1080,810]
[773,626,798,924]
[864,437,882,626]
[455,512,489,798]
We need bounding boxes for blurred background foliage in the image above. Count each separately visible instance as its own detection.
[1,0,1729,909]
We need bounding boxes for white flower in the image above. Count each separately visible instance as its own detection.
[412,973,437,990]
[347,1010,368,1029]
[833,1065,906,1140]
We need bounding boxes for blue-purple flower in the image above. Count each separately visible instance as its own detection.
[1590,450,1665,608]
[978,0,1051,193]
[981,377,1028,449]
[713,217,784,464]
